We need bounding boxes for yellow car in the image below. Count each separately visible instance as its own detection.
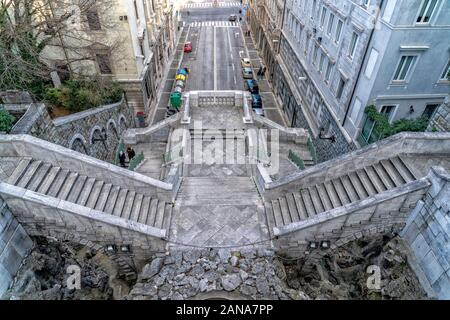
[175,74,186,81]
[241,58,252,68]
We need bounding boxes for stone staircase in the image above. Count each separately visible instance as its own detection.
[264,155,417,236]
[7,157,173,230]
[176,176,261,206]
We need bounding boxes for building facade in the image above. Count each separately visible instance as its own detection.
[248,0,285,82]
[39,0,177,124]
[273,0,450,161]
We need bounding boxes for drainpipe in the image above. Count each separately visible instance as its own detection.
[342,0,385,127]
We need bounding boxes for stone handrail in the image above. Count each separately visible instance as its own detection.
[52,97,125,127]
[123,112,181,144]
[0,135,174,198]
[253,114,308,140]
[260,132,450,198]
[10,103,45,134]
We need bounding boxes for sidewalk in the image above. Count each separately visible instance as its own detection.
[149,26,189,125]
[240,21,288,127]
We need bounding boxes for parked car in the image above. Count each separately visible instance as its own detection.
[229,14,237,22]
[175,74,186,82]
[184,42,192,53]
[241,58,251,68]
[242,67,253,79]
[245,79,259,94]
[251,94,263,108]
[253,107,265,117]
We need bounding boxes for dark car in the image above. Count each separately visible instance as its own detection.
[229,14,237,22]
[246,79,259,94]
[251,94,263,108]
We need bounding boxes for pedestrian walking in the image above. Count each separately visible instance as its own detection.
[261,66,267,77]
[119,151,126,167]
[126,146,136,161]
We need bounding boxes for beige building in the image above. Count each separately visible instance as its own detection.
[38,0,178,124]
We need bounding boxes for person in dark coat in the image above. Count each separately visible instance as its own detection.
[119,151,126,167]
[127,147,136,161]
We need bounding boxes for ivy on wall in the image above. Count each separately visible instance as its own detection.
[364,105,429,140]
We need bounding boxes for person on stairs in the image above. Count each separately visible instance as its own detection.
[127,147,136,162]
[119,151,126,167]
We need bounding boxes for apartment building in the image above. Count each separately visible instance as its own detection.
[248,0,285,81]
[40,0,177,123]
[275,0,450,161]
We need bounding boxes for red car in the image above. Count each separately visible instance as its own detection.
[184,42,192,53]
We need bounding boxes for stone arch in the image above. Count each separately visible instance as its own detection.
[118,114,128,133]
[106,119,120,159]
[106,118,118,137]
[69,134,89,155]
[89,125,108,160]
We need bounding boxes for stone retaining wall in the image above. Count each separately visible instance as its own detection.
[0,197,33,296]
[427,95,450,133]
[9,97,134,162]
[0,183,167,268]
[401,167,450,299]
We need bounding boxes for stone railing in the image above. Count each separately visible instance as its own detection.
[123,112,181,144]
[253,114,309,144]
[0,183,167,266]
[259,132,450,199]
[0,135,174,199]
[274,174,432,257]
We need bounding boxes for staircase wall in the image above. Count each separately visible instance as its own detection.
[401,167,450,299]
[0,196,33,296]
[0,135,173,200]
[0,183,167,267]
[273,176,431,258]
[260,132,450,200]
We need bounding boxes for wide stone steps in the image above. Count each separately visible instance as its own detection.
[176,176,261,205]
[7,158,173,230]
[264,156,417,236]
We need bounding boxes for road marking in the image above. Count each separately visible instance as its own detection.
[189,21,239,27]
[226,27,237,86]
[214,26,217,91]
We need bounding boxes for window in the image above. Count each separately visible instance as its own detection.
[327,13,335,35]
[348,32,359,59]
[311,0,317,19]
[393,55,416,81]
[335,19,343,43]
[364,48,379,78]
[440,59,450,80]
[336,75,346,100]
[319,53,325,73]
[86,10,101,30]
[312,46,318,65]
[380,105,396,122]
[422,104,439,119]
[416,0,439,23]
[96,54,112,74]
[320,7,327,28]
[325,60,333,83]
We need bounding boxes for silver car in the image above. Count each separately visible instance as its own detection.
[242,67,253,79]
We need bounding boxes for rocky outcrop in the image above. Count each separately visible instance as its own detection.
[284,234,428,300]
[126,248,310,300]
[2,237,116,300]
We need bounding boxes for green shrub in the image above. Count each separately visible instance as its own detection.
[364,105,429,140]
[0,109,16,133]
[43,78,123,112]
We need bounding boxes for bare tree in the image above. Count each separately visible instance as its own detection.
[0,0,125,94]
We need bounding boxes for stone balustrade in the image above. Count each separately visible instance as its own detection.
[259,132,450,200]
